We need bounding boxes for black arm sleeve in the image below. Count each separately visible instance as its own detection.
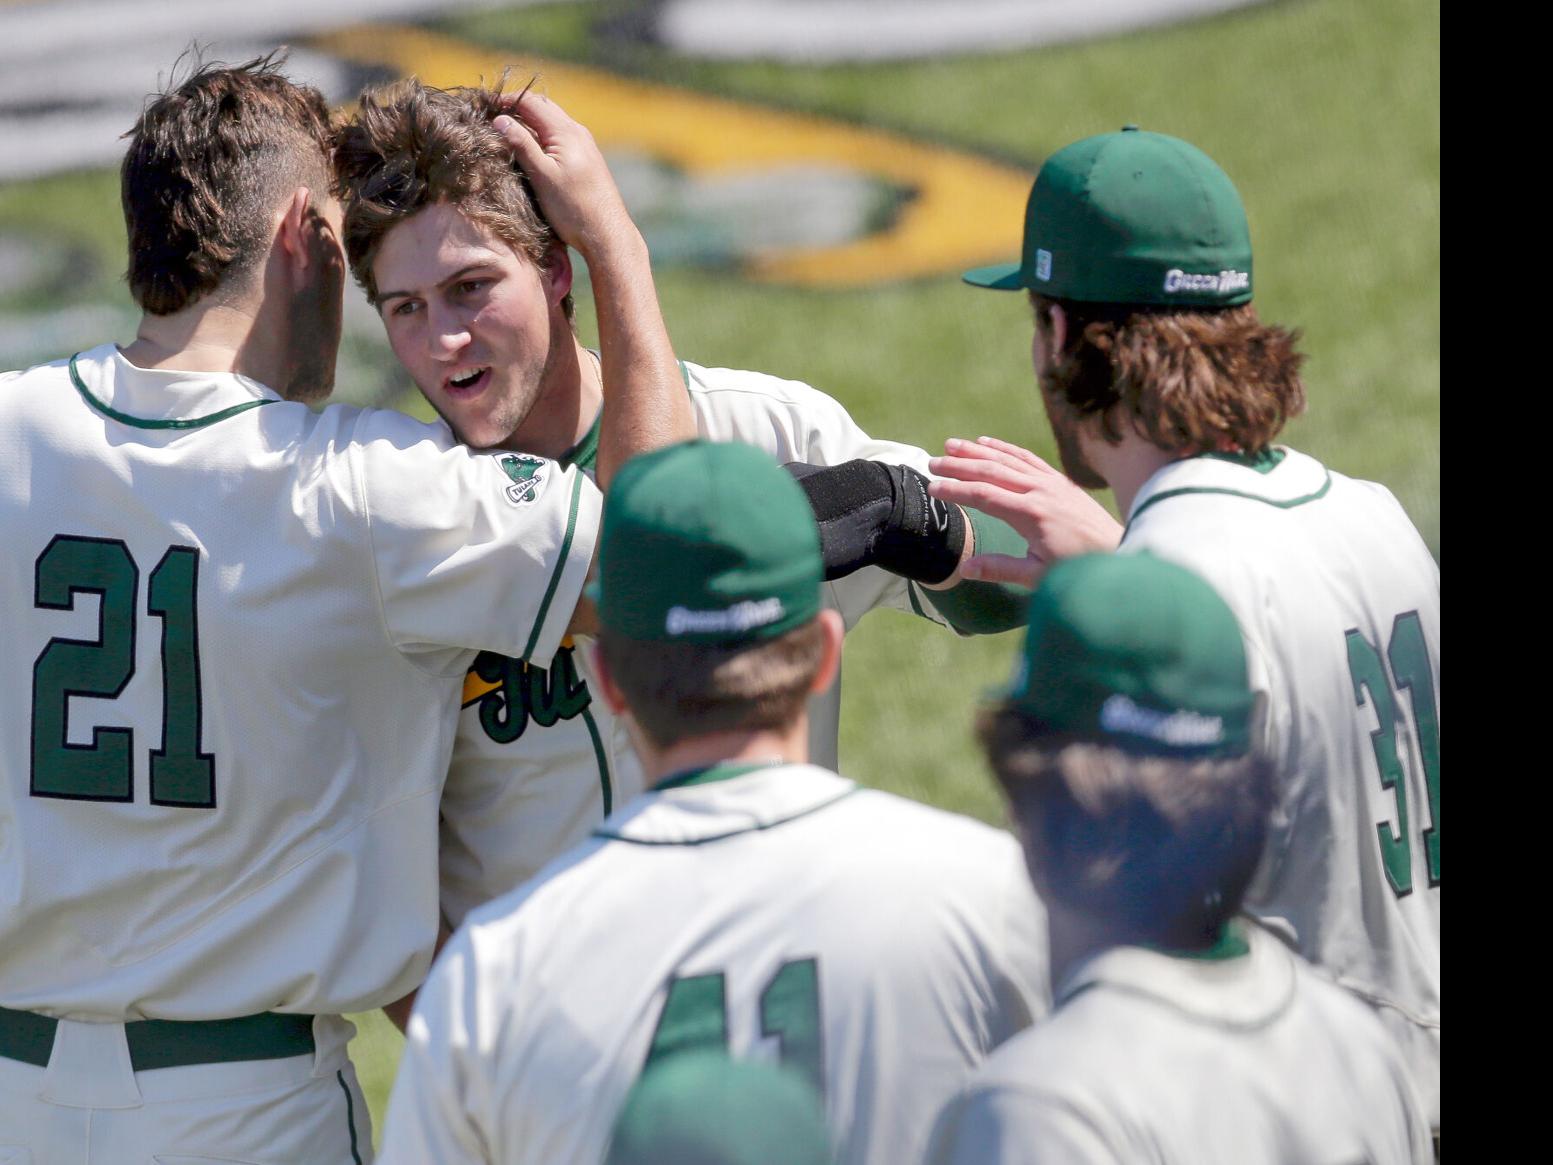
[784,459,966,584]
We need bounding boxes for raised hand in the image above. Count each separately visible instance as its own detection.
[491,87,635,264]
[928,436,1122,586]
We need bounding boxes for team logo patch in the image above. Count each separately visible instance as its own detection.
[497,453,548,506]
[1035,248,1052,282]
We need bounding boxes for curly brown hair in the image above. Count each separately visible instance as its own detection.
[121,51,334,316]
[1032,293,1308,455]
[332,76,572,318]
[978,704,1274,948]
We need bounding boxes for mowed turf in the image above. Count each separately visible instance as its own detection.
[0,0,1438,1145]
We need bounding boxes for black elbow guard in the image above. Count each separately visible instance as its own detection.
[784,459,966,584]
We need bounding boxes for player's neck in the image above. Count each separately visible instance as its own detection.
[497,335,604,461]
[640,719,811,787]
[1091,435,1185,519]
[123,298,275,383]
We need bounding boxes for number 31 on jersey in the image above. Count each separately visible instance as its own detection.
[1346,611,1439,896]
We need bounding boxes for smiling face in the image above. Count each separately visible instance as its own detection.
[372,201,571,450]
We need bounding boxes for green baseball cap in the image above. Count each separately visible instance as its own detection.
[590,440,822,644]
[964,126,1253,306]
[607,1053,833,1165]
[1004,552,1253,757]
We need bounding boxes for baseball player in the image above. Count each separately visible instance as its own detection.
[930,127,1441,1132]
[332,77,1042,932]
[926,551,1433,1164]
[0,59,691,1162]
[376,440,1049,1165]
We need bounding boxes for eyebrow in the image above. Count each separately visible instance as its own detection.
[376,264,498,307]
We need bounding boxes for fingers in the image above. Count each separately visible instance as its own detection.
[928,454,1042,495]
[961,553,1044,588]
[491,111,549,174]
[927,477,1043,528]
[943,436,1063,479]
[976,435,1060,474]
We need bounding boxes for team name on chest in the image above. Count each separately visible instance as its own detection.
[463,646,592,744]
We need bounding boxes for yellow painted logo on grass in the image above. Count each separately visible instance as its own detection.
[312,25,1032,288]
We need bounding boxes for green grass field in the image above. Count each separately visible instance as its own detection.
[0,0,1438,1145]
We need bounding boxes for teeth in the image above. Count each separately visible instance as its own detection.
[450,368,484,389]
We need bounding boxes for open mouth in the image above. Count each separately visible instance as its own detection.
[445,366,490,397]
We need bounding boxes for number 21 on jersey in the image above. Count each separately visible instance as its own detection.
[30,534,215,807]
[1346,611,1439,896]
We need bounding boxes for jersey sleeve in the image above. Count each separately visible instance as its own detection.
[377,933,496,1165]
[925,1086,1125,1165]
[352,422,600,676]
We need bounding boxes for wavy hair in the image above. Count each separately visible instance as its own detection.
[1033,293,1308,455]
[332,75,571,318]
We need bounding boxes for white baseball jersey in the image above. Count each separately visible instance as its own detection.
[382,762,1050,1165]
[0,344,599,1022]
[1120,448,1441,1126]
[439,361,1012,927]
[926,922,1433,1164]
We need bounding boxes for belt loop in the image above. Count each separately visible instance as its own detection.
[38,1019,143,1110]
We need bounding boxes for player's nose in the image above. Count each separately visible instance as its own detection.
[426,301,472,359]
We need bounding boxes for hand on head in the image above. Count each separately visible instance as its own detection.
[928,436,1122,586]
[490,86,635,263]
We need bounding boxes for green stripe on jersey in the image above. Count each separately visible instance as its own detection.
[522,469,586,662]
[70,353,278,429]
[654,759,788,791]
[1128,469,1333,527]
[581,704,613,815]
[594,787,859,846]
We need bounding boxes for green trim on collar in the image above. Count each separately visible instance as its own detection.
[654,759,787,791]
[521,469,586,660]
[70,353,278,430]
[559,357,692,473]
[593,786,859,847]
[1154,921,1252,962]
[1199,447,1286,474]
[561,410,601,473]
[1128,468,1332,528]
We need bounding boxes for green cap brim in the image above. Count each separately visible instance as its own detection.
[962,262,1026,290]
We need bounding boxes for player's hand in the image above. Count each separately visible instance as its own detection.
[927,436,1123,586]
[491,87,636,263]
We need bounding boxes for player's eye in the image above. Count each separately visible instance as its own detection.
[457,279,492,296]
[388,300,421,318]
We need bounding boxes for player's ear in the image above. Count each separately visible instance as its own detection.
[275,188,314,271]
[541,241,573,307]
[1046,300,1068,356]
[808,609,845,697]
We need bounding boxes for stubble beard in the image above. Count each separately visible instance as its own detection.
[1041,377,1109,491]
[283,285,341,405]
[442,341,559,452]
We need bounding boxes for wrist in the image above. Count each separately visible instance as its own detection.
[576,218,648,269]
